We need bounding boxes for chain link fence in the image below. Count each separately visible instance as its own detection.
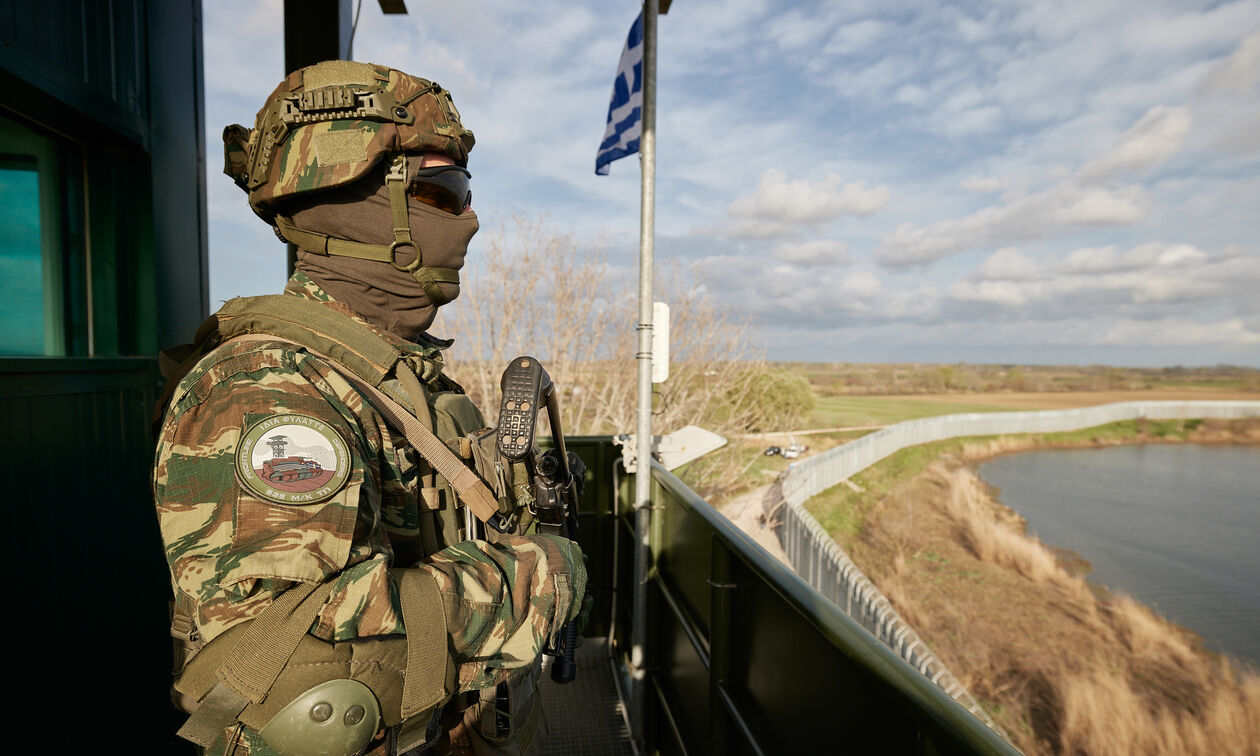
[771,400,1260,734]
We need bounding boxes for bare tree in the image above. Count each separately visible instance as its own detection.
[437,216,812,496]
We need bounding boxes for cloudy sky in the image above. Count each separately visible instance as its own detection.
[205,0,1260,367]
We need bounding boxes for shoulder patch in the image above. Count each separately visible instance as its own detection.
[237,414,351,505]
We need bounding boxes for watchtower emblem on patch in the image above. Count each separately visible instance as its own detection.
[237,414,351,505]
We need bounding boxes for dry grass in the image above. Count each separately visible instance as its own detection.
[938,463,1069,586]
[843,459,1260,755]
[1055,664,1260,755]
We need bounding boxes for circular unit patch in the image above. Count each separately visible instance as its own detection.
[237,414,351,505]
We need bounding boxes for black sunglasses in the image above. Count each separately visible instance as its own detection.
[408,165,472,215]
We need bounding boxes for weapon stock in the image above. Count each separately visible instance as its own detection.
[496,356,582,684]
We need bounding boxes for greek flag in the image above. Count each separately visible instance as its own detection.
[595,12,644,175]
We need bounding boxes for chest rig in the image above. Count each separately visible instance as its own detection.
[172,293,531,543]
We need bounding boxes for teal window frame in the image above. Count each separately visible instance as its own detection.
[0,111,87,356]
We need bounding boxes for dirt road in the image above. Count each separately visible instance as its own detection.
[719,485,791,566]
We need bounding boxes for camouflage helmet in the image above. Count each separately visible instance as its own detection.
[223,60,475,220]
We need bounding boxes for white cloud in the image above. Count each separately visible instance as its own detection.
[1196,30,1260,96]
[874,97,1207,267]
[728,169,889,224]
[950,243,1258,315]
[947,280,1032,307]
[1098,318,1260,346]
[821,19,889,55]
[941,104,1003,136]
[772,239,852,265]
[975,248,1040,280]
[877,182,1151,266]
[718,218,802,240]
[960,176,1006,194]
[895,84,930,106]
[1054,186,1149,224]
[1077,105,1193,181]
[1056,243,1210,274]
[1191,32,1260,156]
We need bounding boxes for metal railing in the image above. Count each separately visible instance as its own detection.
[609,459,1019,755]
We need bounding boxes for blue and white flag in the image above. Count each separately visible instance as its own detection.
[595,12,644,175]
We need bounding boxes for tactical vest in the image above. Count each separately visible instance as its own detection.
[159,294,533,754]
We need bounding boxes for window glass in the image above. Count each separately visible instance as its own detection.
[0,114,67,356]
[0,158,45,354]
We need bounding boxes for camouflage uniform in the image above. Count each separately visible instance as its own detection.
[154,272,583,754]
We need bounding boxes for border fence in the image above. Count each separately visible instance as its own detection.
[770,400,1260,730]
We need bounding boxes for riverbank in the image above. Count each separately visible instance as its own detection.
[803,417,1260,755]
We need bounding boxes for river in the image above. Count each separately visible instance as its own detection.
[976,443,1260,666]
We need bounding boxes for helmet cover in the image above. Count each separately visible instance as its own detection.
[222,60,475,220]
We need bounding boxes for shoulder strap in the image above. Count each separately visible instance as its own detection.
[213,295,407,387]
[154,294,436,435]
[325,353,509,531]
[226,333,507,531]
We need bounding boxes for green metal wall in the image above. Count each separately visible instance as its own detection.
[607,456,1021,756]
[1,359,179,750]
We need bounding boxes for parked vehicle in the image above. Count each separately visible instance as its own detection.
[764,446,782,456]
[782,434,809,459]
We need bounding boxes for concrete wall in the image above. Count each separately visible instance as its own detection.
[772,400,1260,732]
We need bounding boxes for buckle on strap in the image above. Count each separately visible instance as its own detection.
[386,153,407,184]
[177,683,251,748]
[390,240,422,273]
[487,511,517,534]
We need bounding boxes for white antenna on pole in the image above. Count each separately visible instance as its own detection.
[652,301,670,384]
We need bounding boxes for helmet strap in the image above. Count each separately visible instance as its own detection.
[386,154,453,306]
[272,154,459,306]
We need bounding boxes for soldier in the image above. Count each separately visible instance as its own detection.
[153,60,585,756]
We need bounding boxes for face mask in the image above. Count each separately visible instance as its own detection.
[288,167,480,340]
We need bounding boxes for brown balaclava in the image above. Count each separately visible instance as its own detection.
[284,158,479,341]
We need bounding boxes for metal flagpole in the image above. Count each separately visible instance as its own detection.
[629,0,657,747]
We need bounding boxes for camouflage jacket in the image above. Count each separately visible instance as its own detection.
[153,272,584,692]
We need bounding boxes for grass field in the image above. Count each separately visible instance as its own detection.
[784,361,1260,396]
[803,388,1259,430]
[807,395,1026,427]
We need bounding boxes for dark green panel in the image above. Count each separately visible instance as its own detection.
[1,356,180,753]
[0,0,150,145]
[639,463,1020,756]
[657,495,713,640]
[283,0,352,71]
[654,579,711,754]
[546,436,622,640]
[731,556,919,752]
